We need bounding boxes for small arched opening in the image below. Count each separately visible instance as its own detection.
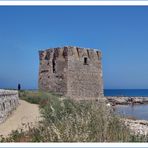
[52,59,56,73]
[84,57,88,65]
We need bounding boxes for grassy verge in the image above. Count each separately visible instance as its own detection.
[19,90,61,105]
[1,90,148,142]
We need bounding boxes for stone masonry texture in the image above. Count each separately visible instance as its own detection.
[39,46,104,100]
[0,89,19,123]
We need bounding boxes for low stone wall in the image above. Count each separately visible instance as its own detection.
[0,89,19,123]
[106,96,148,105]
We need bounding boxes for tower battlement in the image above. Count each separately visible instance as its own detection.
[39,46,102,61]
[39,46,103,100]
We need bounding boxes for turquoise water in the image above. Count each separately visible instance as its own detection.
[115,104,148,120]
[104,89,148,120]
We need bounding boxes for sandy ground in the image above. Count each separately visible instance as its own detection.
[0,100,41,137]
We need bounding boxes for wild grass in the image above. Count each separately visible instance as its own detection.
[1,90,147,142]
[19,90,60,105]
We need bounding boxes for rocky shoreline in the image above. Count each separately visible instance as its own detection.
[124,119,148,135]
[105,96,148,135]
[106,96,148,105]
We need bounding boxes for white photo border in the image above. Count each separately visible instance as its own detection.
[0,0,148,147]
[0,1,148,5]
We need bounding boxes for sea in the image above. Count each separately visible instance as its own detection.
[104,89,148,120]
[104,89,148,97]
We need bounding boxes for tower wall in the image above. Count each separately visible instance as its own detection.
[66,46,103,100]
[39,47,68,95]
[39,46,104,99]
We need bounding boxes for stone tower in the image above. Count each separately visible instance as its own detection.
[39,46,103,100]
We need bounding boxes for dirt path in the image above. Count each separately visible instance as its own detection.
[0,100,41,137]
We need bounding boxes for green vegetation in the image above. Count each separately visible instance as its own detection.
[1,90,148,142]
[19,90,61,105]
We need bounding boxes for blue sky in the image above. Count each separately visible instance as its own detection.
[0,6,148,89]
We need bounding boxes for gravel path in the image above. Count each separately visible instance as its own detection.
[0,100,41,137]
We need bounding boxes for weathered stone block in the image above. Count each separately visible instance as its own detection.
[0,89,19,123]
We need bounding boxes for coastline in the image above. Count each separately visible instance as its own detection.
[124,119,148,135]
[106,96,148,135]
[106,96,148,105]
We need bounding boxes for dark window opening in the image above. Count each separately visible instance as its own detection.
[84,57,88,65]
[52,59,56,73]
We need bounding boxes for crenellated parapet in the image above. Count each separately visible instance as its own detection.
[39,46,102,61]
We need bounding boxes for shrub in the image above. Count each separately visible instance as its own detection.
[19,90,60,105]
[1,93,132,142]
[39,98,131,142]
[4,91,148,142]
